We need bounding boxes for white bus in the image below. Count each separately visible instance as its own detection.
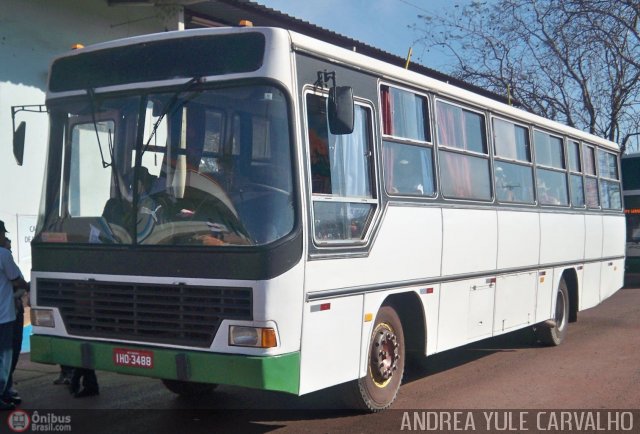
[18,26,624,411]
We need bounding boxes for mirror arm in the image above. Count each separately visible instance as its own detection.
[315,70,336,90]
[11,104,48,132]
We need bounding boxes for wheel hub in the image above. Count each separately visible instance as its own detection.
[370,324,399,385]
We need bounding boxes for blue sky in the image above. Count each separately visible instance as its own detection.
[254,0,460,71]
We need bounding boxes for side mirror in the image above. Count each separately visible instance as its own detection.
[13,121,26,166]
[328,86,354,135]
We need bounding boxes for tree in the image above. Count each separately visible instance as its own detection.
[413,0,640,151]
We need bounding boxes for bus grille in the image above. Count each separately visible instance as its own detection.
[36,278,252,348]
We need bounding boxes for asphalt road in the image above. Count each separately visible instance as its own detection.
[6,280,640,433]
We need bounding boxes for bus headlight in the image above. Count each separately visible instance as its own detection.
[31,308,55,328]
[229,326,277,348]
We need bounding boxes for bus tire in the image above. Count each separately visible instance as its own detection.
[536,278,569,346]
[347,305,405,412]
[161,379,217,398]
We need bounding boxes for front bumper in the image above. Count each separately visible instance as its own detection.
[30,335,300,395]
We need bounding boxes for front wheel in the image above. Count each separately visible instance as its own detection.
[536,278,569,346]
[345,305,405,412]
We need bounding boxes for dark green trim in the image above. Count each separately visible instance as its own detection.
[30,335,300,395]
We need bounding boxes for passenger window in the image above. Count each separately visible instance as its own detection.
[583,145,596,175]
[598,149,621,210]
[495,161,534,203]
[585,177,600,208]
[567,140,581,172]
[436,101,487,154]
[436,100,491,201]
[493,118,530,161]
[537,169,569,206]
[383,142,435,197]
[583,144,599,208]
[567,140,585,207]
[492,118,534,203]
[598,150,619,180]
[380,85,430,142]
[534,130,568,206]
[306,92,376,243]
[534,130,564,168]
[380,85,435,198]
[439,150,491,200]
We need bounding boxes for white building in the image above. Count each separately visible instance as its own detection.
[1,0,218,276]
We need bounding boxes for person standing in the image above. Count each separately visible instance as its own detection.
[0,221,29,410]
[53,365,73,385]
[3,237,24,406]
[69,367,99,398]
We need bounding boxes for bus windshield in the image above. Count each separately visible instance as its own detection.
[37,84,294,247]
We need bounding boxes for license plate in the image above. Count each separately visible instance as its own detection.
[113,348,154,369]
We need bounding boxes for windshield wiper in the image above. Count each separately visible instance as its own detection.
[87,87,112,168]
[141,76,205,157]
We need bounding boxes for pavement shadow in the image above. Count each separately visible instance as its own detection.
[404,326,540,383]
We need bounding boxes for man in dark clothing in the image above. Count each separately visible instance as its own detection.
[0,221,29,411]
[3,238,24,406]
[70,368,99,398]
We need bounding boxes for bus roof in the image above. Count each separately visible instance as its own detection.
[288,30,620,153]
[47,26,619,153]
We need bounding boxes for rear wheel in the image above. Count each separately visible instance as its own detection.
[161,379,217,398]
[536,278,569,346]
[345,305,405,412]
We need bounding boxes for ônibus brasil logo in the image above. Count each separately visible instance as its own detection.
[7,409,30,432]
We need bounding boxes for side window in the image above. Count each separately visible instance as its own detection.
[583,144,600,208]
[436,100,491,201]
[306,92,376,243]
[492,118,534,203]
[567,140,585,207]
[383,143,435,197]
[598,149,622,210]
[534,130,568,206]
[381,85,430,141]
[380,85,435,197]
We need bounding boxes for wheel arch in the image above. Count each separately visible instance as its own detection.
[384,291,427,356]
[562,268,579,323]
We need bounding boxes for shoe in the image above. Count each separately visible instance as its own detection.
[53,374,71,385]
[0,400,15,411]
[7,389,19,398]
[1,395,21,405]
[73,388,99,398]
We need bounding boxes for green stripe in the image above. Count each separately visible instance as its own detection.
[30,335,300,394]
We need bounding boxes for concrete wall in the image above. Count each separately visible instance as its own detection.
[0,0,184,276]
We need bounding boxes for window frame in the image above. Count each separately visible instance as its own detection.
[379,82,437,199]
[490,115,535,205]
[583,143,601,209]
[533,128,569,208]
[379,83,433,145]
[434,98,492,202]
[303,87,379,247]
[566,139,586,209]
[597,148,622,210]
